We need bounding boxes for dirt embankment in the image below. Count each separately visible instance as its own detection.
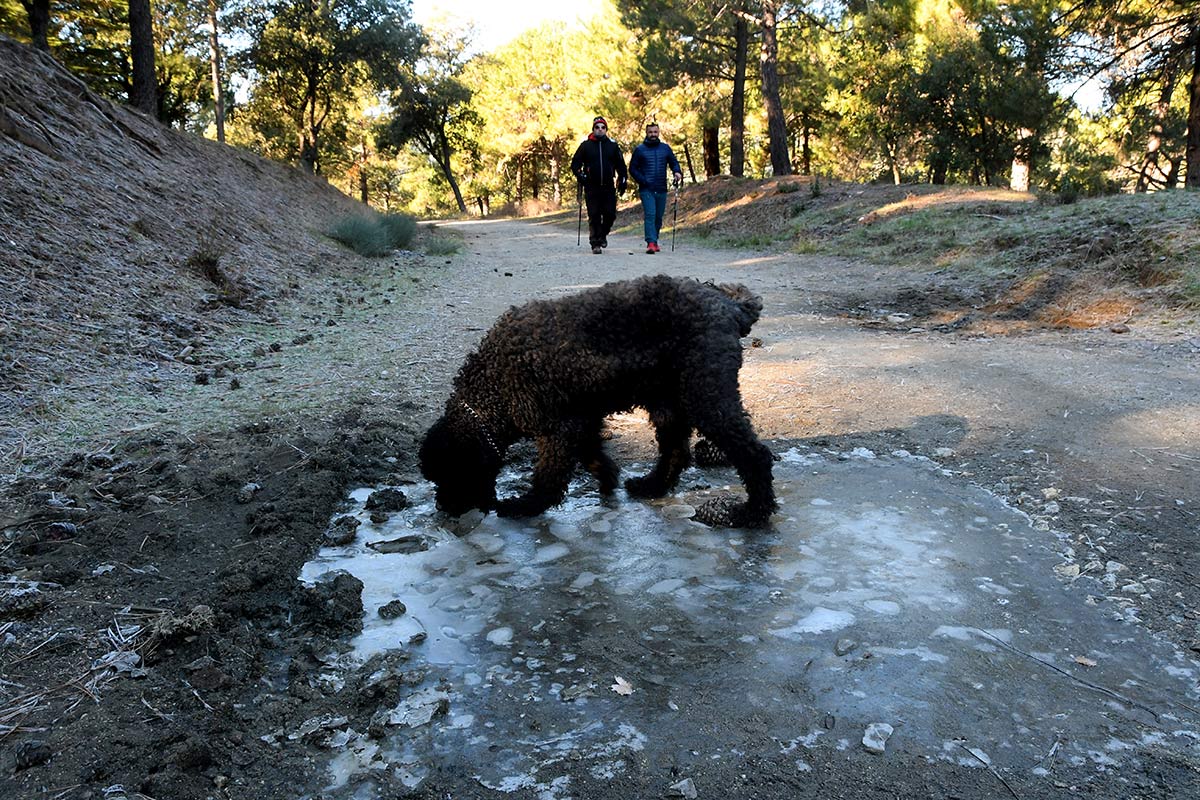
[0,36,431,797]
[0,35,376,470]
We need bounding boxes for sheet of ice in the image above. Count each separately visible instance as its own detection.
[301,447,1200,795]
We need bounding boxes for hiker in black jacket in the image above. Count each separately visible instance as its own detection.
[570,116,628,254]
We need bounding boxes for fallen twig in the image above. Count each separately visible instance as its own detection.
[140,695,174,722]
[958,742,1020,799]
[0,692,46,739]
[11,632,61,665]
[969,628,1164,722]
[188,683,214,712]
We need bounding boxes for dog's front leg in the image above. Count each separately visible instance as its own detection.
[683,367,778,529]
[625,405,691,498]
[495,432,578,518]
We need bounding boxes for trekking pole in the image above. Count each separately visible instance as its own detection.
[577,181,584,246]
[671,178,681,251]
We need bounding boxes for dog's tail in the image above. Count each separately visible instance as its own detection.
[713,282,762,337]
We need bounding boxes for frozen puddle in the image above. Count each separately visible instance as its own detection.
[301,447,1200,795]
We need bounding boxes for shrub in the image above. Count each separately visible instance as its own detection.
[1181,279,1200,308]
[329,216,389,256]
[425,235,462,256]
[329,212,417,256]
[379,213,417,249]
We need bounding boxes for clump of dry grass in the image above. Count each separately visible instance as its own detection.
[329,212,418,257]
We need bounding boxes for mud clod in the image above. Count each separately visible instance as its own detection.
[364,487,409,512]
[323,514,361,545]
[294,570,364,635]
[378,599,407,619]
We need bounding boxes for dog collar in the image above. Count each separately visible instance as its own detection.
[459,401,502,460]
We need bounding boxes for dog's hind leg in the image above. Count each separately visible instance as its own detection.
[625,405,692,498]
[496,429,581,518]
[580,423,619,495]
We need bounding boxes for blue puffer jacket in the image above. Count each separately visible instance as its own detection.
[629,139,682,192]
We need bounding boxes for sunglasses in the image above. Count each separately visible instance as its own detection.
[593,124,607,130]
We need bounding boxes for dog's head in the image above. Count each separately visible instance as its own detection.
[419,413,502,517]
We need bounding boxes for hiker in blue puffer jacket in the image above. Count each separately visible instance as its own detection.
[628,122,683,254]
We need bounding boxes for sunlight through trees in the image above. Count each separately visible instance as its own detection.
[1,0,1197,212]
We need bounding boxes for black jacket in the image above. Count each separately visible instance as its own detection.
[571,135,627,192]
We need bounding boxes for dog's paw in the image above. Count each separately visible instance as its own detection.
[590,461,620,496]
[624,474,668,498]
[694,497,772,528]
[495,496,550,518]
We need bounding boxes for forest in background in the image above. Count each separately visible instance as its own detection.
[1,0,1197,216]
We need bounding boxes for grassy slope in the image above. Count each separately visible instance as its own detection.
[683,179,1200,310]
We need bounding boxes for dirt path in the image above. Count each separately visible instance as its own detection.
[424,218,1199,641]
[3,217,1198,799]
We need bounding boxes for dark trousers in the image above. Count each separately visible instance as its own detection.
[584,187,618,246]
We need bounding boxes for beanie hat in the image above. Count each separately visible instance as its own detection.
[592,116,607,127]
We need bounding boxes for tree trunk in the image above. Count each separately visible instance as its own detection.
[443,165,467,213]
[358,139,369,204]
[22,0,50,52]
[1185,29,1200,190]
[1010,128,1033,192]
[703,126,720,176]
[682,141,697,183]
[550,154,562,206]
[128,0,157,115]
[299,88,326,174]
[1165,155,1181,188]
[299,130,318,174]
[1010,161,1030,192]
[979,115,993,185]
[730,7,748,177]
[930,158,948,185]
[759,0,791,176]
[1136,60,1179,192]
[800,109,812,175]
[207,0,226,143]
[439,139,468,213]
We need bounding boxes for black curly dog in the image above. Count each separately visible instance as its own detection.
[419,274,776,527]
